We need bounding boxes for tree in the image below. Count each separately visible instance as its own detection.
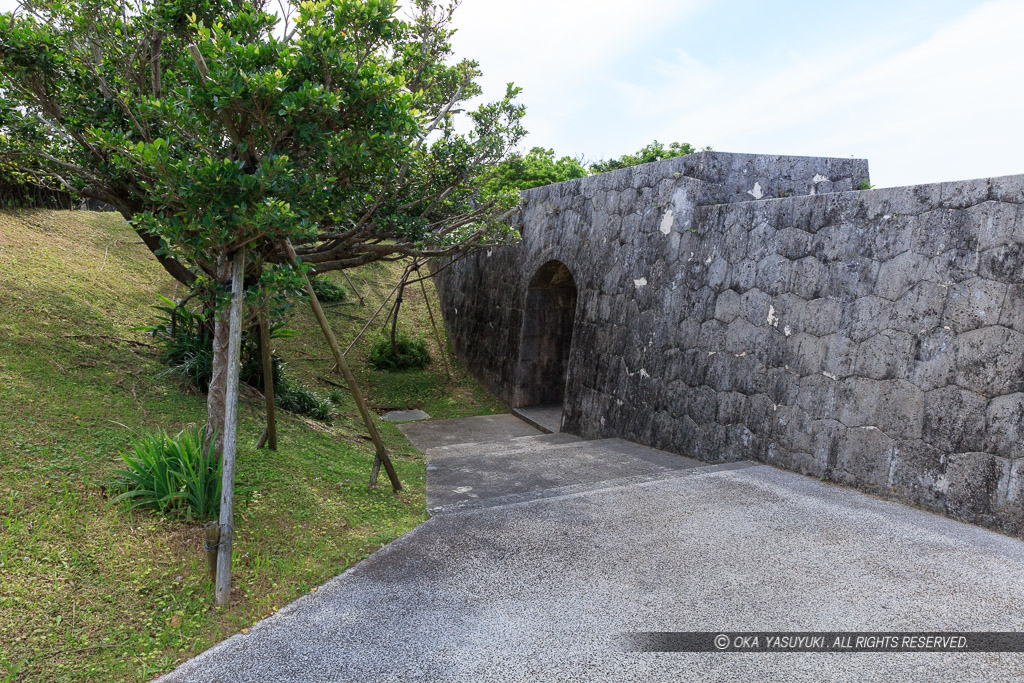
[0,0,524,440]
[0,0,525,603]
[0,130,72,208]
[481,146,587,193]
[590,140,701,174]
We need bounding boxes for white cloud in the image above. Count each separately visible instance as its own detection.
[615,0,1024,187]
[450,0,707,78]
[448,0,707,157]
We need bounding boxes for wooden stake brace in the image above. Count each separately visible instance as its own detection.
[281,240,402,492]
[204,520,220,584]
[215,247,247,606]
[417,262,451,381]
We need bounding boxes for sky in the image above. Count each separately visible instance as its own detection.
[2,0,1021,188]
[447,0,1024,188]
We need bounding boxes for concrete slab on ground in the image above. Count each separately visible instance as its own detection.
[381,409,430,422]
[164,463,1024,681]
[511,405,563,433]
[425,436,707,512]
[397,413,540,450]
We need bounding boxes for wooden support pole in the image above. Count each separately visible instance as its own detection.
[255,426,269,449]
[344,276,407,360]
[258,313,278,450]
[389,274,407,354]
[342,270,364,306]
[281,241,402,492]
[215,248,246,606]
[380,268,407,337]
[418,267,451,381]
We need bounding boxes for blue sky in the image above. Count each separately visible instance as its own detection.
[449,0,1024,187]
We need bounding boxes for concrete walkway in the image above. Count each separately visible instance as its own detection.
[164,415,1024,682]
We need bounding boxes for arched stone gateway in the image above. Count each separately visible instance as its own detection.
[514,260,578,410]
[434,151,1024,537]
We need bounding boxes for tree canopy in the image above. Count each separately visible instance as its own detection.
[481,146,587,193]
[0,0,526,288]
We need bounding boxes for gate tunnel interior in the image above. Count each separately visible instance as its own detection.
[514,260,578,410]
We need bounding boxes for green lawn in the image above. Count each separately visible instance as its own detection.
[0,209,503,681]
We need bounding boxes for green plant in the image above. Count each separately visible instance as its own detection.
[590,140,701,174]
[369,332,431,372]
[276,382,333,422]
[480,146,587,194]
[1,0,527,496]
[857,179,875,190]
[140,296,287,393]
[108,426,221,520]
[310,276,347,304]
[328,388,345,404]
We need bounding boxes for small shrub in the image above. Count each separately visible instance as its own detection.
[109,425,221,520]
[276,381,333,422]
[310,275,347,303]
[328,388,345,404]
[369,332,431,372]
[142,296,334,421]
[141,296,285,394]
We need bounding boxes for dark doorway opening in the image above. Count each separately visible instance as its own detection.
[514,260,578,412]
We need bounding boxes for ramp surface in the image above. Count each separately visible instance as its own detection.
[164,414,1024,682]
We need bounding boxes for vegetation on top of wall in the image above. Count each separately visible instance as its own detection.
[481,146,588,193]
[483,140,712,194]
[590,140,704,174]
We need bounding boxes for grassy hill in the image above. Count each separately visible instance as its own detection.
[0,209,503,681]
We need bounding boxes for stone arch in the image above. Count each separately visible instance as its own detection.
[514,259,578,409]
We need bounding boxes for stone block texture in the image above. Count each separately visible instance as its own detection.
[434,151,1024,535]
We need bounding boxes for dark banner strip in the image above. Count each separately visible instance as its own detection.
[623,632,1024,653]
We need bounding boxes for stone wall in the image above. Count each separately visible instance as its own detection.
[434,151,1024,534]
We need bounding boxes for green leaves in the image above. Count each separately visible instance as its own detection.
[590,140,701,174]
[1,0,529,288]
[482,147,588,195]
[108,426,222,520]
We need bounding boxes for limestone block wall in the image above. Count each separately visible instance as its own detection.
[434,151,1024,534]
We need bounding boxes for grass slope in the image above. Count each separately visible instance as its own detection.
[0,209,503,681]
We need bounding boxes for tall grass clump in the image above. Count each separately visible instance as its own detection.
[109,426,221,520]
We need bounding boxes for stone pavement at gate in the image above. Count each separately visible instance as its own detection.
[510,404,564,434]
[163,414,1024,682]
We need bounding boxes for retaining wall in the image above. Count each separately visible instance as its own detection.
[435,151,1024,534]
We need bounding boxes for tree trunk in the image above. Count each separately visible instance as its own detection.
[419,272,451,381]
[258,313,278,450]
[389,282,404,356]
[205,255,232,455]
[389,264,414,357]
